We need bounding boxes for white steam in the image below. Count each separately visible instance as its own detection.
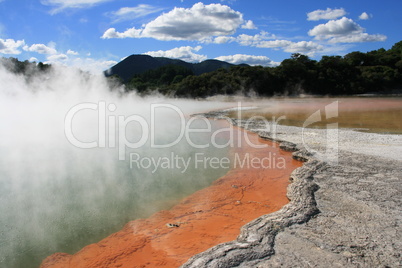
[0,64,232,267]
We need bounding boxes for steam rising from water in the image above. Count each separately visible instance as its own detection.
[0,65,232,267]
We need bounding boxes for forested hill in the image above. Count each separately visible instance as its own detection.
[104,55,238,82]
[112,40,402,97]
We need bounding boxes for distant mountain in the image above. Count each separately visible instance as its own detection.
[104,55,242,82]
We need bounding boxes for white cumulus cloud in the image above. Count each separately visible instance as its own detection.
[144,46,207,63]
[213,36,236,44]
[255,40,293,49]
[101,27,142,39]
[308,17,386,43]
[215,54,279,67]
[67,49,79,55]
[257,40,323,55]
[23,43,58,55]
[284,41,324,54]
[102,2,247,41]
[0,38,25,54]
[41,0,112,14]
[307,8,346,21]
[241,20,257,29]
[234,31,323,55]
[308,17,362,39]
[47,53,68,62]
[359,12,370,20]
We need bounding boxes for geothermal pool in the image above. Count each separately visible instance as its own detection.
[41,123,302,268]
[2,64,401,268]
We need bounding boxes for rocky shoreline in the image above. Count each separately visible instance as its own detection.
[182,111,402,267]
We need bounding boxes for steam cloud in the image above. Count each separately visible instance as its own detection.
[0,64,233,267]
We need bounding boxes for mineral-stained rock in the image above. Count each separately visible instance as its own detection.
[279,141,298,152]
[292,149,315,162]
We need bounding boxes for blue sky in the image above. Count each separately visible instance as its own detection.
[0,0,401,72]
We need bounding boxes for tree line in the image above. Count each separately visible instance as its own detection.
[123,40,402,97]
[0,57,51,76]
